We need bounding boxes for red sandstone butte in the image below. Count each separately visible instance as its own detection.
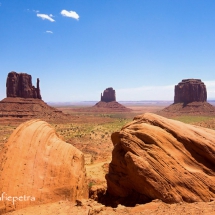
[174,79,207,103]
[158,79,215,116]
[6,71,41,99]
[101,87,116,102]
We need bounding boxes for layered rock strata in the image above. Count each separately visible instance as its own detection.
[92,101,132,112]
[0,119,88,213]
[106,113,215,205]
[0,72,71,122]
[6,71,41,99]
[174,79,207,103]
[0,97,71,123]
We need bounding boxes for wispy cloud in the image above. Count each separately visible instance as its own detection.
[61,10,79,20]
[46,30,53,34]
[33,10,40,13]
[37,14,55,22]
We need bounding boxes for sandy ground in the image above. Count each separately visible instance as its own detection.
[5,198,215,215]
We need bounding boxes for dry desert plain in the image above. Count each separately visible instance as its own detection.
[2,101,215,214]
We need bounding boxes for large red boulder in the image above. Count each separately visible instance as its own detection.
[0,119,88,213]
[106,113,215,205]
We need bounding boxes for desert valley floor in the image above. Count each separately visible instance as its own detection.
[2,101,215,214]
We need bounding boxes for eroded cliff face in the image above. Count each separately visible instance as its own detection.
[6,71,41,99]
[106,113,215,205]
[0,120,88,213]
[174,79,207,103]
[101,88,116,102]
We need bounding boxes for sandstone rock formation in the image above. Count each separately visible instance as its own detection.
[0,97,71,123]
[158,79,215,116]
[6,71,42,99]
[0,119,88,213]
[158,101,215,116]
[81,87,132,112]
[174,79,207,103]
[0,72,73,123]
[101,88,116,102]
[92,101,132,112]
[106,113,215,205]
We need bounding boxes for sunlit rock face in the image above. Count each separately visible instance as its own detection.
[0,119,88,213]
[106,113,215,204]
[174,79,207,103]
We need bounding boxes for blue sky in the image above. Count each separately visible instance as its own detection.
[1,0,215,102]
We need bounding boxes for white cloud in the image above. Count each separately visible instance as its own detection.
[61,10,79,20]
[37,14,55,22]
[46,30,53,34]
[204,81,215,99]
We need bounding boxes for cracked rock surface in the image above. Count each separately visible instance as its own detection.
[106,113,215,204]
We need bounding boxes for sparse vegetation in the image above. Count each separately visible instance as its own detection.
[52,114,131,143]
[88,181,95,189]
[172,115,214,124]
[169,115,215,130]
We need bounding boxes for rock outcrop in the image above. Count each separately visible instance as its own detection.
[101,88,116,102]
[158,79,215,116]
[0,72,73,123]
[6,71,42,99]
[0,119,88,213]
[0,97,71,123]
[158,101,215,116]
[106,113,215,205]
[174,79,207,103]
[80,87,132,112]
[92,101,132,112]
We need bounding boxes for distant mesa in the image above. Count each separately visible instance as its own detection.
[71,87,132,112]
[93,87,132,112]
[174,79,207,103]
[6,71,42,99]
[101,87,116,102]
[158,79,215,116]
[0,71,72,123]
